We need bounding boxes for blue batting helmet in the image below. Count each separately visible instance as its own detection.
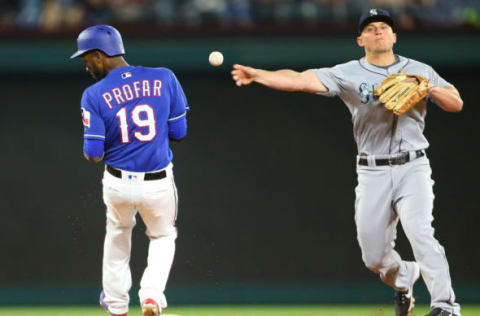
[70,25,125,59]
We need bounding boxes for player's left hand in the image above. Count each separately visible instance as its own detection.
[374,73,432,115]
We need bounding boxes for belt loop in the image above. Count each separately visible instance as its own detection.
[368,156,376,167]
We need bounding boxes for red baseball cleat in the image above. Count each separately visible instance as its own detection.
[142,298,160,316]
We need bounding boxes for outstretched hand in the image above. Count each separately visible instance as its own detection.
[231,64,257,87]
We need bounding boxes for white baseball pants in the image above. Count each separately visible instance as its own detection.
[101,163,177,315]
[355,155,461,315]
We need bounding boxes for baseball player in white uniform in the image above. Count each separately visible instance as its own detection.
[231,9,463,316]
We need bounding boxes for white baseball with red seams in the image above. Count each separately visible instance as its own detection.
[209,51,223,66]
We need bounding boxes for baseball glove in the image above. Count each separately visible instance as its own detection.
[373,73,433,115]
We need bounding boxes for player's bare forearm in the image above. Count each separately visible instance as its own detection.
[232,65,327,93]
[83,151,104,163]
[430,86,463,112]
[256,69,328,93]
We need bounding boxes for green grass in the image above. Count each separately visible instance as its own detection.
[0,305,479,316]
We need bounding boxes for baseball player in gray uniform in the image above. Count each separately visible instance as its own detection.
[231,8,463,316]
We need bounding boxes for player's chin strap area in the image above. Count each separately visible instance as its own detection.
[358,150,425,167]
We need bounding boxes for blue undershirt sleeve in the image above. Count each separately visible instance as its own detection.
[83,138,105,158]
[168,116,187,140]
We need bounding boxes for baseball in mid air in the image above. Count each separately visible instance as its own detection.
[209,51,224,66]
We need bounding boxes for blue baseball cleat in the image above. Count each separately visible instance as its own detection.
[99,290,128,316]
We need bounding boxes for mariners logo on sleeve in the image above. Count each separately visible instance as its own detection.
[81,108,91,128]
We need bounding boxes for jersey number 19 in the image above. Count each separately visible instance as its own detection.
[115,104,156,143]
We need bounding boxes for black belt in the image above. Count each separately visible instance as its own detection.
[358,150,425,166]
[106,165,166,180]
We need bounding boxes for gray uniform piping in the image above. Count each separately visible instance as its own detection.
[395,59,411,153]
[389,115,398,154]
[357,61,388,77]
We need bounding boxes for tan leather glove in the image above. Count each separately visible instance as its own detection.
[374,73,433,115]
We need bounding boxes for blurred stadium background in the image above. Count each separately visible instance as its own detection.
[0,0,479,313]
[1,0,480,32]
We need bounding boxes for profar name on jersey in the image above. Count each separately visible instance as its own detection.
[102,79,162,109]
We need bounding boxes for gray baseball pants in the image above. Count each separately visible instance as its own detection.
[354,154,460,315]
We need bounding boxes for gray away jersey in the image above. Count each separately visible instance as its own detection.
[311,55,452,155]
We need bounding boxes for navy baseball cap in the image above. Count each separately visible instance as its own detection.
[358,8,394,34]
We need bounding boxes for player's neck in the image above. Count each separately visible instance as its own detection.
[365,52,396,67]
[106,57,129,74]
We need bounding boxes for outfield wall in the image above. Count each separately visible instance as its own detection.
[0,34,479,74]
